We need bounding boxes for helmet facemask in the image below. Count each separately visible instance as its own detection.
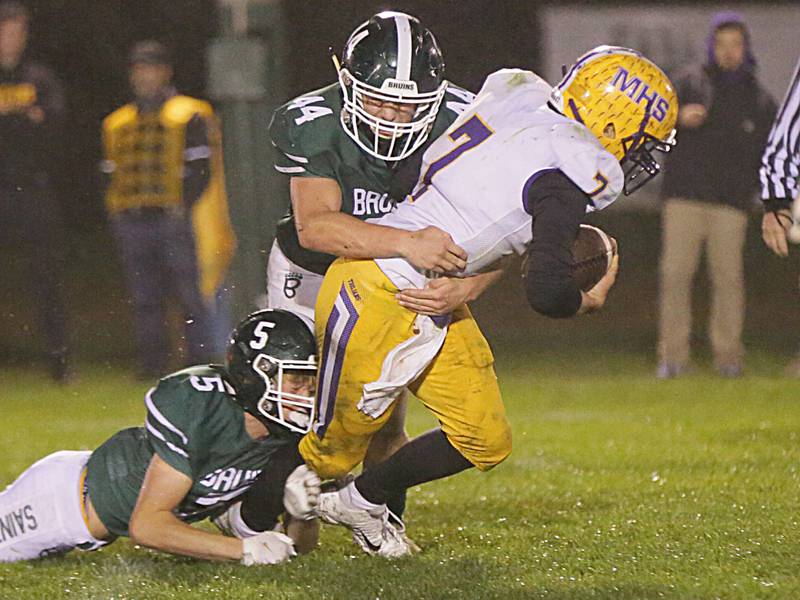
[620,114,676,195]
[252,354,316,435]
[337,66,447,162]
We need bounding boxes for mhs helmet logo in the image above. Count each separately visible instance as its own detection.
[611,67,671,123]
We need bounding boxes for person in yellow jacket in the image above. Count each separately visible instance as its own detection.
[102,41,235,379]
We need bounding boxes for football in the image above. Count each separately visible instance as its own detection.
[572,224,616,291]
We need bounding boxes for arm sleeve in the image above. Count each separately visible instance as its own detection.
[144,385,198,478]
[182,113,211,208]
[760,57,800,209]
[523,170,589,319]
[239,442,305,532]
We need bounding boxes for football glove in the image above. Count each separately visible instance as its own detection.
[241,531,296,566]
[283,465,321,521]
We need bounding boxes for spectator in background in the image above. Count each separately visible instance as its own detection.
[102,41,235,379]
[759,56,800,375]
[0,2,72,382]
[656,13,776,379]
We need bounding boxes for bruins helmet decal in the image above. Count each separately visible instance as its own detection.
[334,11,447,162]
[551,46,678,194]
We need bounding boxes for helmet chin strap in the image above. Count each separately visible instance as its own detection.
[330,51,342,76]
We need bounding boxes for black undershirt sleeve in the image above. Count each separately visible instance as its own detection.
[524,170,590,319]
[239,441,305,532]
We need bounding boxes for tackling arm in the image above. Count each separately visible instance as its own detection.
[128,454,243,561]
[215,455,321,555]
[395,269,504,316]
[130,455,296,565]
[291,177,467,274]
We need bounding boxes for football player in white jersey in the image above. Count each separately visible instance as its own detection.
[292,46,678,556]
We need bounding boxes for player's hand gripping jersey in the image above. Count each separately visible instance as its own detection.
[374,69,625,289]
[269,82,475,275]
[86,366,294,537]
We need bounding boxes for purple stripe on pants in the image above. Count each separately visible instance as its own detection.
[315,284,359,439]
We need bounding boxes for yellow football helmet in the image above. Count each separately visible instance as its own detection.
[551,46,678,194]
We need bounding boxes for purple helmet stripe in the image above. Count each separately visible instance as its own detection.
[567,98,585,124]
[558,46,641,92]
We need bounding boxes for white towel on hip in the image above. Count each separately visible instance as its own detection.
[358,314,449,419]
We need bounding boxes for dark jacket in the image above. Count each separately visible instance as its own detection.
[661,63,776,211]
[0,57,64,187]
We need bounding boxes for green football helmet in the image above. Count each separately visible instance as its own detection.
[335,11,447,161]
[226,309,317,435]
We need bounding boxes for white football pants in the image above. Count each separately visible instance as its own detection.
[0,451,107,562]
[265,240,323,331]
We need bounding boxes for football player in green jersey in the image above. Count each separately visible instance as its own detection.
[265,10,502,524]
[267,11,477,306]
[0,309,321,565]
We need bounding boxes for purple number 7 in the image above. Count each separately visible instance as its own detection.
[409,114,494,201]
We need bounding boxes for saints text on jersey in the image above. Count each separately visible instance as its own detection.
[0,504,37,543]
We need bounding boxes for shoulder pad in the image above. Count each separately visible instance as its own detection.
[549,121,624,210]
[478,69,549,97]
[144,366,235,460]
[162,96,214,124]
[160,365,236,397]
[474,69,551,114]
[270,84,342,177]
[270,84,340,154]
[441,82,475,118]
[103,104,137,131]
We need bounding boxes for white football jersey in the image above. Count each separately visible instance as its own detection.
[373,68,624,289]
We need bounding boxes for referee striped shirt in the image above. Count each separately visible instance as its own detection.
[760,57,800,209]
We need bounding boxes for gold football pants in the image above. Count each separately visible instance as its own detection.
[299,259,511,480]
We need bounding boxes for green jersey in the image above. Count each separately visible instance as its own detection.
[270,81,475,274]
[86,366,293,537]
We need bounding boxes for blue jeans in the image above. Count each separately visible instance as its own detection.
[111,209,214,375]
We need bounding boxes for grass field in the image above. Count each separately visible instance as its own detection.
[1,346,799,600]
